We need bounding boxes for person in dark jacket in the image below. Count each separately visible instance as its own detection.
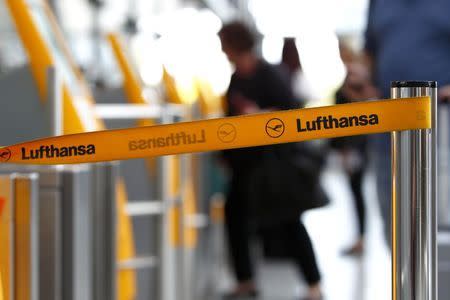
[219,21,323,300]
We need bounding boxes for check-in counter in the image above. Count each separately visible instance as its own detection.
[2,1,137,299]
[0,163,118,300]
[0,172,39,300]
[91,163,118,300]
[1,1,226,299]
[0,175,14,300]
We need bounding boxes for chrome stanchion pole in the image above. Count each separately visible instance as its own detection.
[391,81,437,300]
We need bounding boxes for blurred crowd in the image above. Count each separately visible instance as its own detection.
[217,1,450,299]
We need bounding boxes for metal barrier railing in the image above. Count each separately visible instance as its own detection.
[0,163,119,300]
[95,102,188,300]
[14,174,39,300]
[91,163,118,300]
[96,101,220,300]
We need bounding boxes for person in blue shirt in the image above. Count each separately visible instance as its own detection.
[344,0,450,244]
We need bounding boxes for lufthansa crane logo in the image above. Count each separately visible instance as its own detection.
[217,123,237,143]
[0,148,11,162]
[265,118,285,138]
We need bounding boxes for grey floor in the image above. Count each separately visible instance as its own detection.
[215,154,391,300]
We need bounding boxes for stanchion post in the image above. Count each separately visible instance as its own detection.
[46,67,62,136]
[158,108,177,300]
[13,174,39,300]
[391,81,437,300]
[0,176,14,300]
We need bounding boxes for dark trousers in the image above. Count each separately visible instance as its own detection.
[225,173,321,285]
[349,169,366,237]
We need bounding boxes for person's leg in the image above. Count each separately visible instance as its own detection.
[350,169,366,237]
[284,220,322,299]
[342,168,366,255]
[376,159,391,248]
[372,136,392,248]
[224,175,256,295]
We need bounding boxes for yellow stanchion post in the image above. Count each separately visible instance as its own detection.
[6,2,137,298]
[0,177,14,300]
[13,175,38,300]
[14,177,30,300]
[183,178,198,249]
[107,34,146,106]
[115,180,136,300]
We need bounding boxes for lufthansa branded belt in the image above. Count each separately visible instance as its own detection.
[0,97,431,165]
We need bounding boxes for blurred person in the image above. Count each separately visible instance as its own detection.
[344,0,450,245]
[218,21,323,300]
[440,85,450,103]
[280,38,301,80]
[279,37,313,103]
[332,44,380,255]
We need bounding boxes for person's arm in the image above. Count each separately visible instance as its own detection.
[439,85,450,103]
[340,62,380,101]
[363,0,377,83]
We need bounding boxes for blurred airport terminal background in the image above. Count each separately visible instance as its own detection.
[0,0,449,300]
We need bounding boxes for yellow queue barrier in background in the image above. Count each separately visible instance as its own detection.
[0,178,13,300]
[6,1,136,299]
[0,97,431,165]
[0,174,41,300]
[14,177,35,300]
[107,33,192,248]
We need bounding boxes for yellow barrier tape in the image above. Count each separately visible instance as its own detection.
[0,97,431,165]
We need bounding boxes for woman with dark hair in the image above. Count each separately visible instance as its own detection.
[281,38,301,76]
[219,21,323,300]
[279,37,313,103]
